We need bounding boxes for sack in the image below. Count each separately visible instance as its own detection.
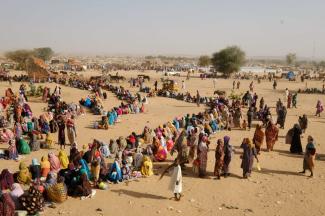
[256,162,261,171]
[285,128,294,144]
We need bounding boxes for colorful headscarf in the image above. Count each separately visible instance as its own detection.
[58,150,69,169]
[32,158,40,166]
[0,169,14,190]
[41,156,50,169]
[48,152,61,172]
[80,159,91,180]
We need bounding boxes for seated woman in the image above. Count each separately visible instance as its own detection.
[40,121,50,134]
[40,155,51,179]
[141,156,153,177]
[83,96,92,108]
[17,137,30,155]
[19,186,44,215]
[98,116,109,129]
[80,159,92,180]
[7,139,18,160]
[0,169,14,190]
[166,139,174,152]
[16,162,32,185]
[121,160,131,181]
[59,163,78,188]
[29,158,41,181]
[108,160,122,183]
[59,150,69,169]
[154,144,167,162]
[75,173,92,197]
[48,152,61,173]
[28,132,40,151]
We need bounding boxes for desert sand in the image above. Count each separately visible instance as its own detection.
[1,70,325,216]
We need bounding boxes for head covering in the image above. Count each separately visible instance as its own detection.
[48,152,61,172]
[32,158,40,166]
[80,159,91,180]
[223,136,230,145]
[58,150,69,169]
[17,162,31,185]
[0,169,14,190]
[19,162,27,170]
[41,156,50,169]
[141,156,153,177]
[108,161,122,182]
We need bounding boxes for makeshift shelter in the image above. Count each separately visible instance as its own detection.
[26,57,50,80]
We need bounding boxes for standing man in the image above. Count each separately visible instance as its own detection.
[182,80,186,90]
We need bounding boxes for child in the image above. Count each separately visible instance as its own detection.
[169,164,182,201]
[160,160,183,201]
[242,120,247,130]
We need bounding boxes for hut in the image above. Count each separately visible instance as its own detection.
[26,57,50,80]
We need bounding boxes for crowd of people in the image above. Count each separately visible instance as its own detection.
[0,75,322,216]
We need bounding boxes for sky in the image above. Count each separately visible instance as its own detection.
[1,0,325,59]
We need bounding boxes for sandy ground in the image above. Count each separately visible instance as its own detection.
[1,70,325,216]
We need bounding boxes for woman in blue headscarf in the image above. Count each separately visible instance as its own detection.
[79,159,92,180]
[108,160,122,183]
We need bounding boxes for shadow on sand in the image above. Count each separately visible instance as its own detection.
[110,189,167,200]
[258,167,302,176]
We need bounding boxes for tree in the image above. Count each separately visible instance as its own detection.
[33,47,54,61]
[5,49,34,70]
[198,55,211,67]
[5,47,54,70]
[211,46,246,77]
[286,53,296,65]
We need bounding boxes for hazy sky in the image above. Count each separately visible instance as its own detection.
[1,0,325,58]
